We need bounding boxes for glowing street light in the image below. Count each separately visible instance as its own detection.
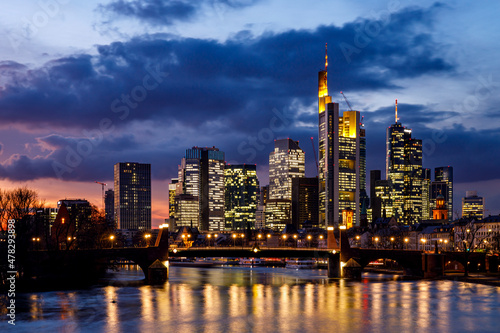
[110,235,115,248]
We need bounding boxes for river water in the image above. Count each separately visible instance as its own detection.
[3,265,500,332]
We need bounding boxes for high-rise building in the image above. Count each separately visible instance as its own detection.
[269,139,305,200]
[318,46,366,227]
[462,191,484,220]
[291,177,319,229]
[168,178,178,220]
[104,189,115,225]
[370,170,382,222]
[435,166,453,221]
[266,138,305,230]
[386,100,422,224]
[224,164,259,230]
[114,162,151,230]
[175,147,225,231]
[422,168,431,220]
[374,180,393,219]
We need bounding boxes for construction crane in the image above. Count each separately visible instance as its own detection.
[340,91,353,111]
[95,181,106,211]
[310,137,319,173]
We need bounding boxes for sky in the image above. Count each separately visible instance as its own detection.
[1,0,499,227]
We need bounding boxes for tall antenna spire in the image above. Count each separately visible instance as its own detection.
[325,43,328,72]
[324,43,328,89]
[395,99,398,123]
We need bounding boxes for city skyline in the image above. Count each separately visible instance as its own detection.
[0,1,499,227]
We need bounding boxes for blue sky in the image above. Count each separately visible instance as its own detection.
[0,0,499,224]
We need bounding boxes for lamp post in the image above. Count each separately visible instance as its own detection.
[307,235,312,248]
[355,235,360,248]
[420,238,426,251]
[233,233,237,247]
[293,234,298,248]
[257,234,262,247]
[404,237,409,250]
[390,237,395,249]
[110,235,115,249]
[207,234,211,247]
[374,237,379,249]
[267,234,271,248]
[144,234,151,247]
[282,234,287,247]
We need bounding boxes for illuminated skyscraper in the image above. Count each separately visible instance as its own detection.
[175,147,225,231]
[318,45,366,227]
[386,100,422,224]
[266,138,305,230]
[114,163,151,230]
[224,164,259,230]
[435,166,453,221]
[462,191,484,220]
[421,168,431,220]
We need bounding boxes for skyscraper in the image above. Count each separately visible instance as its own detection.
[291,177,319,229]
[224,164,259,230]
[114,163,151,230]
[104,189,115,225]
[435,166,453,221]
[175,147,225,231]
[421,168,431,220]
[462,191,484,220]
[266,138,305,230]
[318,45,366,227]
[386,100,422,224]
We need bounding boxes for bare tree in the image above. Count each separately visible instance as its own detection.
[453,220,482,277]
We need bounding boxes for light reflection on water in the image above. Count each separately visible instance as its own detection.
[5,265,500,332]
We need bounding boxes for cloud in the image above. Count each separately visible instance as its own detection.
[99,0,260,26]
[0,3,469,183]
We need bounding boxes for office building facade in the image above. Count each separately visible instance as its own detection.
[114,163,151,230]
[386,100,422,224]
[462,191,484,220]
[224,164,259,230]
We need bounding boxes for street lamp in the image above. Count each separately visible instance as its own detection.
[233,233,237,247]
[390,237,395,249]
[282,234,287,247]
[110,235,115,248]
[145,234,151,247]
[293,234,298,247]
[207,234,211,247]
[307,235,312,248]
[257,234,262,247]
[374,237,379,249]
[267,234,271,248]
[404,237,409,250]
[420,238,426,251]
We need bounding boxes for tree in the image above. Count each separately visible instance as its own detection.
[453,219,482,277]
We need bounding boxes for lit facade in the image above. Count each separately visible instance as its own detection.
[435,166,453,221]
[269,138,305,200]
[462,191,484,220]
[265,199,292,230]
[374,180,394,219]
[224,164,259,230]
[267,139,305,230]
[422,168,431,220]
[386,102,422,224]
[114,163,151,230]
[318,47,366,227]
[175,147,225,231]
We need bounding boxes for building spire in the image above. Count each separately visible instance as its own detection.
[395,99,398,123]
[324,43,328,88]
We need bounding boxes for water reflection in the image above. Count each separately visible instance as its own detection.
[11,266,500,332]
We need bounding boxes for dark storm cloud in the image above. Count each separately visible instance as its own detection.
[0,3,463,182]
[99,0,259,26]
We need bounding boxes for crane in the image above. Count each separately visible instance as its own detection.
[340,91,353,111]
[310,137,319,173]
[95,181,107,210]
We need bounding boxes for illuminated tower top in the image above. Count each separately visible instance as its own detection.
[318,43,331,112]
[395,99,399,123]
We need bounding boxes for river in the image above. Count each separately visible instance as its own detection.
[3,265,500,332]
